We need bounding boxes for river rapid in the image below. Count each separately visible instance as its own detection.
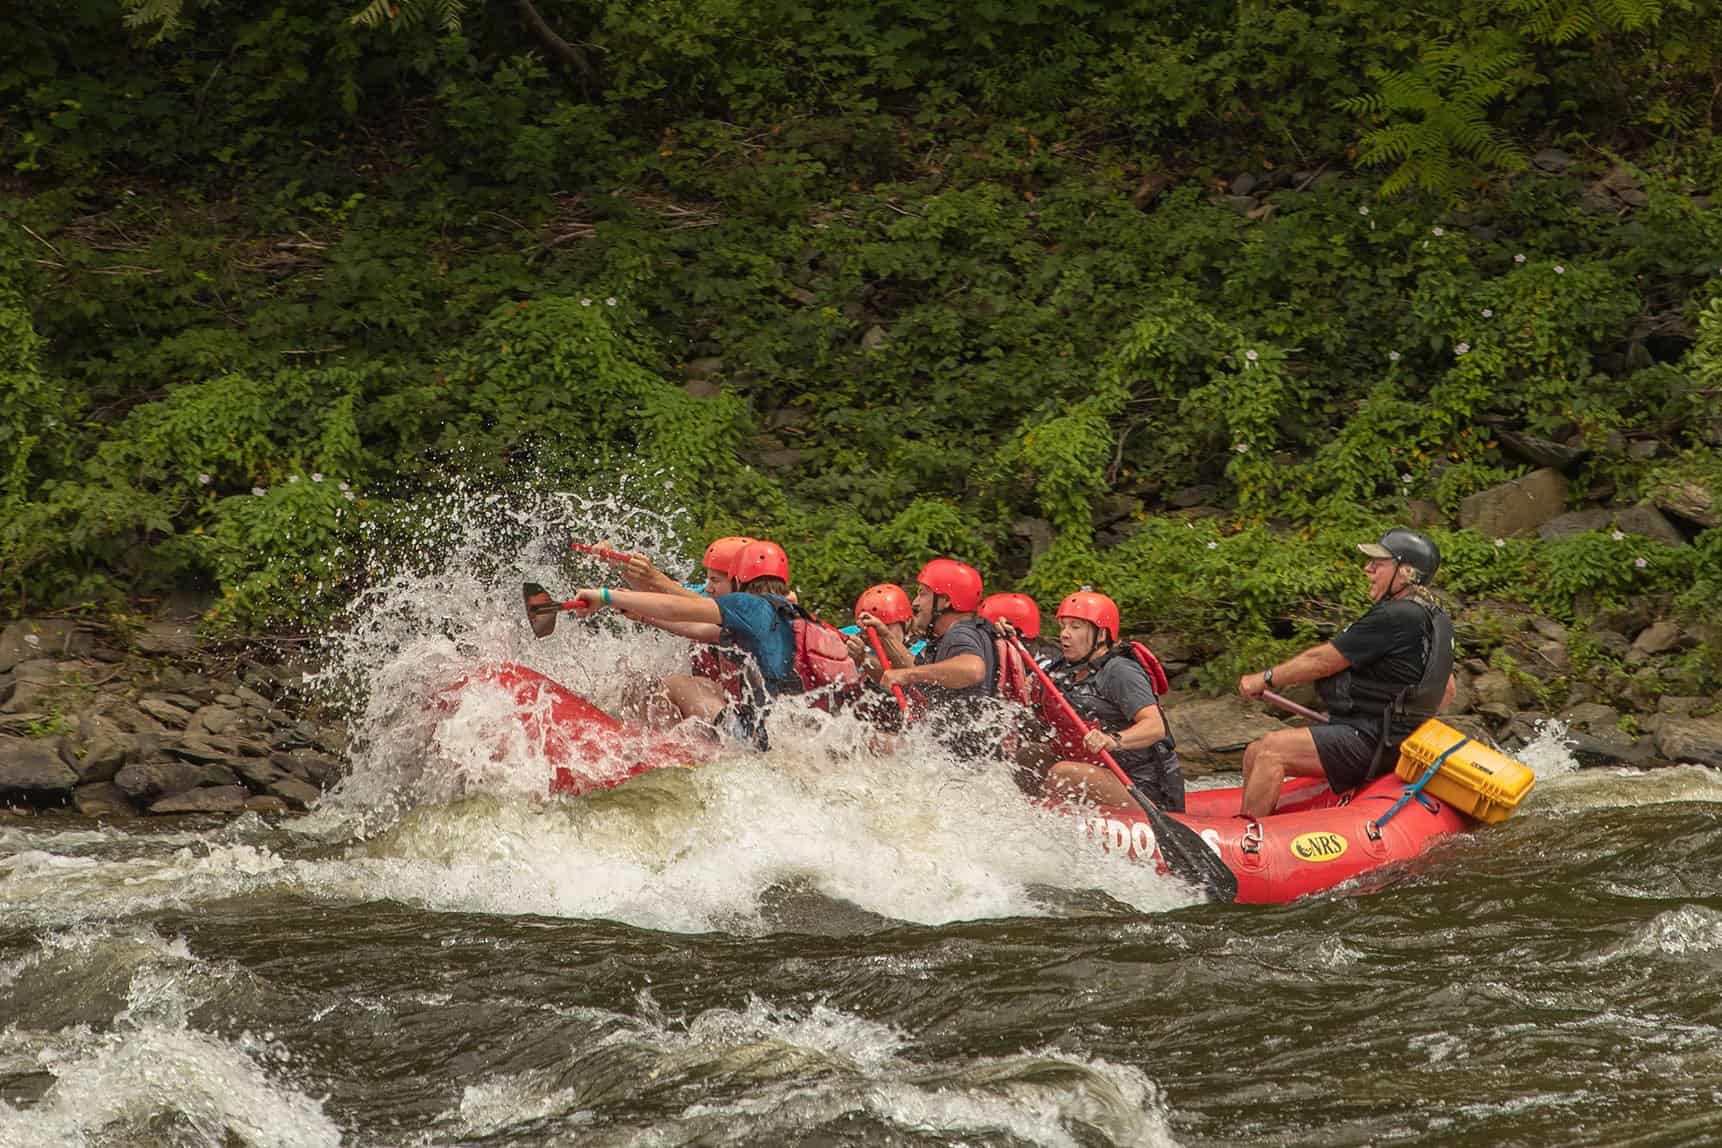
[4,494,1721,1147]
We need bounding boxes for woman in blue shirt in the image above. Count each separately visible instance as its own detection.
[572,541,798,741]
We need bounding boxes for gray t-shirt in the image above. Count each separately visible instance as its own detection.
[1057,655,1159,732]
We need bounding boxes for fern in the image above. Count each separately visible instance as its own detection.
[350,0,467,33]
[1339,37,1533,199]
[1504,0,1663,44]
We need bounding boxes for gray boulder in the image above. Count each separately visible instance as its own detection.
[1655,716,1722,767]
[1459,467,1568,538]
[268,776,322,810]
[186,704,241,737]
[113,761,207,803]
[0,738,79,802]
[77,735,135,783]
[149,785,249,815]
[137,697,192,728]
[73,782,136,817]
[133,621,198,657]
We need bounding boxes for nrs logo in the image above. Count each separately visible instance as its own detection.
[1289,831,1349,863]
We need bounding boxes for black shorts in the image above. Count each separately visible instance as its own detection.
[1310,723,1385,792]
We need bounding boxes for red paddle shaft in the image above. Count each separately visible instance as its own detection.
[569,542,632,563]
[866,626,909,713]
[1262,689,1328,724]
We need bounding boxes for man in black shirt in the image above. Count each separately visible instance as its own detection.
[1235,529,1455,818]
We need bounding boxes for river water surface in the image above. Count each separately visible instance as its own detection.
[3,501,1720,1147]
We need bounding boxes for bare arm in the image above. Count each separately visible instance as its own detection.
[576,588,722,626]
[1085,702,1168,754]
[881,654,986,692]
[1238,641,1350,699]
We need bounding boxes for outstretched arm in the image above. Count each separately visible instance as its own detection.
[623,611,722,644]
[576,588,723,626]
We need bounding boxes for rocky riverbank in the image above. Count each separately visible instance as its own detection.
[0,617,346,818]
[3,590,1718,819]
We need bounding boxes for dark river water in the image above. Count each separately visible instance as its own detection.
[4,741,1720,1147]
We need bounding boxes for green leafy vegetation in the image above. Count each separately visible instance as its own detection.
[2,0,1719,697]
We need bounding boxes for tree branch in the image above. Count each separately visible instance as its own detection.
[516,0,592,80]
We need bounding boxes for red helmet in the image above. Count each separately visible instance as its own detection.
[979,592,1041,639]
[702,535,754,575]
[916,558,983,612]
[854,583,913,626]
[733,540,790,585]
[1056,591,1120,641]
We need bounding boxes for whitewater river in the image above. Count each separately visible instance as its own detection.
[4,505,1721,1146]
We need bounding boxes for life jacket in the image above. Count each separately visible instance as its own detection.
[691,646,747,701]
[773,598,862,709]
[1053,641,1177,760]
[1317,596,1454,774]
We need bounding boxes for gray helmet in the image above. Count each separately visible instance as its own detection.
[1357,528,1440,583]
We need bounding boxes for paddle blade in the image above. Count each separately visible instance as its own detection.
[1125,784,1239,903]
[523,582,559,639]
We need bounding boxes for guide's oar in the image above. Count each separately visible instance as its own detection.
[1262,689,1328,724]
[865,626,910,714]
[1010,636,1238,904]
[523,581,594,639]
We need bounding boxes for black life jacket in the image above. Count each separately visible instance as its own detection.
[1317,596,1454,772]
[1052,642,1177,761]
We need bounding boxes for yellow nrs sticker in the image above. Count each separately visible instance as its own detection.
[1290,831,1349,863]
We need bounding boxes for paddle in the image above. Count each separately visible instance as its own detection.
[865,625,910,714]
[522,581,594,639]
[1262,689,1328,724]
[1010,636,1238,903]
[569,541,632,563]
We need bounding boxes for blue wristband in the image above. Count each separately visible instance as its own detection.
[601,587,612,606]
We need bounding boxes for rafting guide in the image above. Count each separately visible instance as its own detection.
[1236,528,1456,819]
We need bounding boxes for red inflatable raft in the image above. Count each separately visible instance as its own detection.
[451,662,1494,904]
[1072,773,1471,904]
[441,663,713,797]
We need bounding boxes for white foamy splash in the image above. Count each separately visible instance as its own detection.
[0,927,342,1148]
[444,994,1179,1147]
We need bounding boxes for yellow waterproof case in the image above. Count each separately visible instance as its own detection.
[1395,719,1536,824]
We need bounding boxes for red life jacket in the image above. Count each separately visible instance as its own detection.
[782,606,862,708]
[1127,641,1170,695]
[994,637,1036,706]
[690,646,747,701]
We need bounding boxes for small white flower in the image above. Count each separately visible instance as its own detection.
[1554,265,1565,275]
[1206,541,1219,550]
[1233,442,1250,454]
[605,297,618,306]
[1455,342,1471,355]
[1432,226,1445,236]
[311,473,323,483]
[338,481,350,491]
[1611,530,1625,541]
[581,298,593,306]
[1481,308,1493,318]
[288,475,301,484]
[1634,557,1648,569]
[1359,206,1371,216]
[252,486,267,497]
[1245,349,1259,362]
[1388,350,1401,362]
[343,490,356,502]
[1401,473,1414,484]
[197,473,211,485]
[1494,538,1506,548]
[1514,253,1527,264]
